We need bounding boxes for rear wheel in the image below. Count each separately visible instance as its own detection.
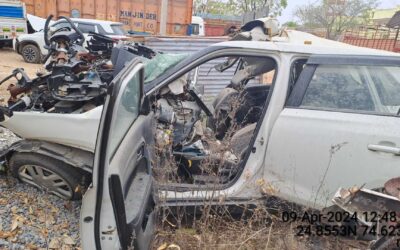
[9,152,88,200]
[21,44,41,63]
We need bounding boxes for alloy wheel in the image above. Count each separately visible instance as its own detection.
[23,47,37,62]
[18,164,74,199]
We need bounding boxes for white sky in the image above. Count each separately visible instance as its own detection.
[277,0,400,23]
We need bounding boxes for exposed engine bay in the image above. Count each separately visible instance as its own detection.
[0,15,157,117]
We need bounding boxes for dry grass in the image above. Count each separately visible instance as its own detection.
[152,203,369,250]
[150,86,373,250]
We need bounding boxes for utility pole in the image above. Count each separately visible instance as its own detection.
[160,0,168,35]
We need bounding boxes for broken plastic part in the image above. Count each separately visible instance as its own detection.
[332,187,400,225]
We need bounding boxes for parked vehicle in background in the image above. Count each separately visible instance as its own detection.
[189,16,205,36]
[0,0,27,48]
[14,17,128,63]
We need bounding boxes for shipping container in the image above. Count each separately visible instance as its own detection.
[204,23,225,36]
[20,0,192,35]
[194,13,241,36]
[204,18,241,36]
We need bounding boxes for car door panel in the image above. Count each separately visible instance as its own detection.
[266,56,400,209]
[93,58,155,250]
[106,114,155,249]
[264,108,400,208]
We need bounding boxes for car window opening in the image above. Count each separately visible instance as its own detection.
[151,55,277,187]
[300,64,400,115]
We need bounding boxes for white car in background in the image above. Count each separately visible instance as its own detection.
[14,17,128,63]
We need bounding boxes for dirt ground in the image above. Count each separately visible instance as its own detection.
[0,48,43,102]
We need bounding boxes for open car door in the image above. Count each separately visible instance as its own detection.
[82,58,155,250]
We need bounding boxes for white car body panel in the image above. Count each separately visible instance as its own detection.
[26,14,54,32]
[264,109,400,208]
[1,106,102,151]
[215,30,399,57]
[16,31,48,54]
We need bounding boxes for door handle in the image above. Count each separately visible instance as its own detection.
[367,144,400,155]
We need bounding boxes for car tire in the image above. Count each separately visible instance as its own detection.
[21,44,41,63]
[9,152,87,200]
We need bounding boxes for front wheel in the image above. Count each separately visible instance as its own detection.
[9,152,88,200]
[21,44,41,63]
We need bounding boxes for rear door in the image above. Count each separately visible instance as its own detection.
[92,58,155,249]
[264,55,400,208]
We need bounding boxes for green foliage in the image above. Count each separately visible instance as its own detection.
[284,21,298,28]
[193,0,236,15]
[294,0,378,39]
[193,0,288,16]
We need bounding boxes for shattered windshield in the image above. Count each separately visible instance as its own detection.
[144,53,189,84]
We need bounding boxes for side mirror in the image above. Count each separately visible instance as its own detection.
[140,95,151,115]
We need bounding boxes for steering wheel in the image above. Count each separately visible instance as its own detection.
[43,15,53,46]
[44,15,85,46]
[52,26,72,34]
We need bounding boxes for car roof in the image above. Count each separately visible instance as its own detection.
[214,30,400,57]
[54,18,122,26]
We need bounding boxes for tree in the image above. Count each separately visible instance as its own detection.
[284,21,298,28]
[234,0,288,16]
[193,0,236,15]
[193,0,288,16]
[294,0,378,40]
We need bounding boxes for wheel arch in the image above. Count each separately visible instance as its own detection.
[3,140,94,173]
[17,40,41,54]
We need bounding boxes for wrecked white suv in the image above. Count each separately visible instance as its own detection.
[78,30,400,249]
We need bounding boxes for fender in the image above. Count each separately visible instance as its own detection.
[1,139,94,173]
[17,40,41,53]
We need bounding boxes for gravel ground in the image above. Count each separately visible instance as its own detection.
[0,176,81,249]
[0,129,82,249]
[0,49,82,249]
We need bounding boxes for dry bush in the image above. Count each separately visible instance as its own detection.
[152,200,370,250]
[150,89,370,250]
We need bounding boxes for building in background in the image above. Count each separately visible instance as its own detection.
[370,5,400,25]
[341,10,400,52]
